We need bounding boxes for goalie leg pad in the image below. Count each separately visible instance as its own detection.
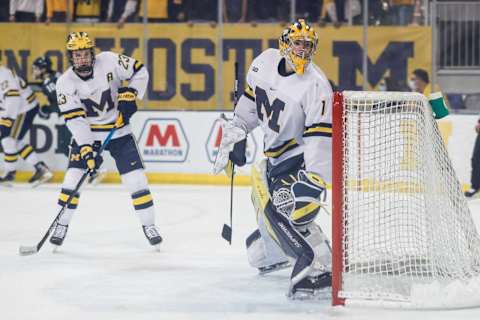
[290,170,327,227]
[248,163,291,272]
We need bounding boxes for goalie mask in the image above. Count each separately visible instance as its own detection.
[279,19,318,75]
[66,31,95,77]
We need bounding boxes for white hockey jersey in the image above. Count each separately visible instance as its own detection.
[56,51,149,146]
[234,49,333,183]
[0,65,38,122]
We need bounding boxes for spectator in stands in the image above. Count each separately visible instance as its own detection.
[9,0,44,22]
[408,68,438,96]
[0,2,10,21]
[320,0,343,26]
[295,0,322,23]
[45,0,73,23]
[123,0,184,23]
[389,0,415,25]
[465,123,480,198]
[74,0,101,23]
[184,0,217,23]
[223,0,248,23]
[248,0,289,23]
[107,0,137,27]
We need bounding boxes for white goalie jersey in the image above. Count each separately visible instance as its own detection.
[55,51,149,146]
[234,49,333,182]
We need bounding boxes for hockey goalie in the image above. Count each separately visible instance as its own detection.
[214,19,333,299]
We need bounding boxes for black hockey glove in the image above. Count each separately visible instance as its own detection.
[117,87,138,125]
[38,104,53,120]
[79,144,104,174]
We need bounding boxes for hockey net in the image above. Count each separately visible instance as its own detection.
[332,91,480,308]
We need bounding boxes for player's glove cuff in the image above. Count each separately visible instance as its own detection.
[38,105,53,120]
[117,87,138,125]
[79,144,103,172]
[118,87,137,102]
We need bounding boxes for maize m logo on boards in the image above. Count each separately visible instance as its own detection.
[137,118,189,162]
[205,118,257,164]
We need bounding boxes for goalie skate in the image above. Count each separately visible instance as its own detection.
[258,261,291,275]
[288,272,332,300]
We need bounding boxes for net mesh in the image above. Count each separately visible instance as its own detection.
[339,91,480,306]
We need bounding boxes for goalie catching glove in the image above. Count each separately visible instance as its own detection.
[117,87,138,125]
[80,144,103,174]
[212,114,247,175]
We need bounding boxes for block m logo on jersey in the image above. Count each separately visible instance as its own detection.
[81,89,115,117]
[206,118,257,163]
[138,118,189,162]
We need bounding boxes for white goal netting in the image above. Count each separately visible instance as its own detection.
[336,91,480,308]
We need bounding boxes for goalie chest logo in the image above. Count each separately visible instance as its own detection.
[205,118,257,163]
[138,118,189,162]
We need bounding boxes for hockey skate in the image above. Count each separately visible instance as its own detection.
[288,272,332,300]
[465,188,480,199]
[50,223,69,248]
[29,162,53,187]
[258,260,291,275]
[142,225,162,249]
[0,171,16,187]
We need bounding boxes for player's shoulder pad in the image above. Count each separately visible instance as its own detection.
[246,49,281,87]
[309,64,333,95]
[56,69,76,94]
[251,48,280,67]
[0,65,16,81]
[95,51,118,64]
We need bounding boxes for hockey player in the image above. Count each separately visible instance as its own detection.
[32,55,62,118]
[33,55,105,184]
[0,63,53,186]
[32,55,72,153]
[214,20,333,298]
[50,32,162,248]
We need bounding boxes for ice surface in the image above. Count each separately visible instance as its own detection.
[1,184,480,320]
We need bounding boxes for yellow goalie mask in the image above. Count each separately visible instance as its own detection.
[279,19,318,75]
[66,32,95,76]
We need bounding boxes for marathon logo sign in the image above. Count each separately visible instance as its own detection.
[205,118,257,163]
[138,118,189,162]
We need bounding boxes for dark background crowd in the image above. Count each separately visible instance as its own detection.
[0,1,435,27]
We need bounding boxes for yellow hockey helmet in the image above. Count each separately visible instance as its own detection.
[66,32,94,51]
[66,32,95,76]
[279,19,318,75]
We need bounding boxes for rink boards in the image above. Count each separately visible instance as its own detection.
[0,111,477,187]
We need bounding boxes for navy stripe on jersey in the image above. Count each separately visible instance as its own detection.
[303,122,332,138]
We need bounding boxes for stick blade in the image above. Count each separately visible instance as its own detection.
[221,224,232,244]
[19,245,38,256]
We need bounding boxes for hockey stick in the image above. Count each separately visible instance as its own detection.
[18,120,120,256]
[221,62,240,244]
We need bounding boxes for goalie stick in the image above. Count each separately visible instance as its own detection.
[18,119,120,256]
[221,62,240,244]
